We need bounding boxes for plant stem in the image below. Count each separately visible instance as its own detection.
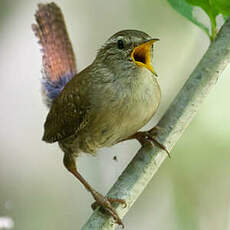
[82,17,230,230]
[210,15,217,42]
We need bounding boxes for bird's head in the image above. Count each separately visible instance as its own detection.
[95,30,159,77]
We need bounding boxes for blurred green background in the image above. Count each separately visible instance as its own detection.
[0,0,230,229]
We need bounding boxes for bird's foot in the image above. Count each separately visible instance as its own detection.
[91,191,126,228]
[131,126,170,158]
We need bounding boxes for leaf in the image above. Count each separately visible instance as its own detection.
[186,0,218,30]
[167,0,229,41]
[185,0,230,40]
[223,15,229,21]
[212,0,230,16]
[167,0,209,35]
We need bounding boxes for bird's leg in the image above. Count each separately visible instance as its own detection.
[122,126,170,158]
[63,153,126,228]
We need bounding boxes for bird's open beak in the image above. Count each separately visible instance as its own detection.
[131,39,159,76]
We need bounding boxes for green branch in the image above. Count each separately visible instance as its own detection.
[82,17,230,230]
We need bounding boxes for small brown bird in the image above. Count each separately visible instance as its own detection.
[33,2,165,227]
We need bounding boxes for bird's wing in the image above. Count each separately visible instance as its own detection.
[42,77,90,143]
[32,3,77,107]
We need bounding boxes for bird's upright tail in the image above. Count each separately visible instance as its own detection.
[32,3,77,108]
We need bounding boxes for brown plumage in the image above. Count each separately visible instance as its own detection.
[33,3,163,227]
[32,3,76,82]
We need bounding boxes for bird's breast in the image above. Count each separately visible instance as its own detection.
[116,68,161,140]
[88,67,161,147]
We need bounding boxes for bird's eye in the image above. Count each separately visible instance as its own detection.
[117,39,124,49]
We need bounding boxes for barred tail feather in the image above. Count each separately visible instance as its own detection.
[32,2,77,107]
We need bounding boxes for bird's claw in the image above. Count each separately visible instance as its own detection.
[91,191,126,228]
[133,127,170,158]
